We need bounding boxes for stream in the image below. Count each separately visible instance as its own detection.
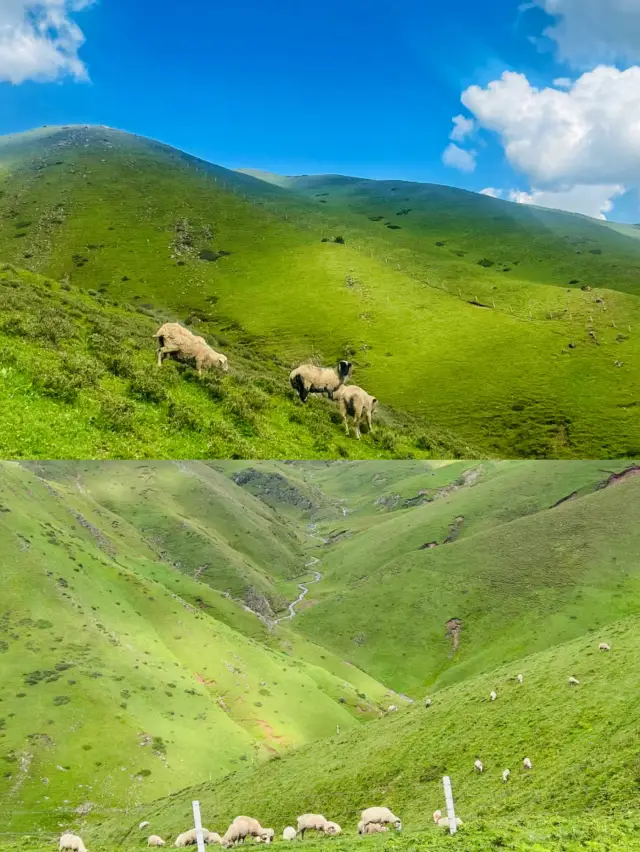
[274,558,322,623]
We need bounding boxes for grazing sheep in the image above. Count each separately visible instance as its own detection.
[599,642,611,651]
[359,823,389,835]
[59,834,87,852]
[490,690,497,701]
[225,818,271,846]
[325,822,341,836]
[517,673,524,684]
[289,360,352,403]
[175,829,216,848]
[282,828,297,842]
[425,697,432,707]
[474,759,484,773]
[432,811,442,824]
[436,817,463,829]
[502,769,510,782]
[148,837,166,847]
[387,704,398,713]
[568,676,580,686]
[332,384,378,439]
[296,815,328,839]
[154,322,228,376]
[140,823,151,830]
[206,834,222,845]
[523,757,532,770]
[360,807,402,831]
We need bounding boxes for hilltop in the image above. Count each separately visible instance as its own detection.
[0,125,639,457]
[2,459,640,849]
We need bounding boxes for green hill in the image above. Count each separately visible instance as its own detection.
[1,125,640,457]
[2,459,640,850]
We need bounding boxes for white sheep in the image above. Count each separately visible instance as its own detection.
[523,757,532,770]
[517,673,524,684]
[223,818,271,846]
[490,690,497,701]
[332,384,377,439]
[282,828,297,841]
[154,322,228,376]
[432,811,442,823]
[289,360,352,402]
[387,705,398,713]
[148,837,166,847]
[360,807,402,831]
[206,833,222,845]
[325,822,341,836]
[59,834,87,852]
[502,769,510,782]
[358,822,389,835]
[425,697,432,707]
[436,817,463,829]
[296,814,328,839]
[599,643,611,651]
[175,829,217,848]
[140,822,151,830]
[568,676,580,686]
[474,759,484,773]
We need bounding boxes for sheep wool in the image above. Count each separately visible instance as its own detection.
[523,757,533,770]
[289,361,352,403]
[59,834,87,852]
[296,814,329,838]
[282,827,297,841]
[437,817,463,829]
[599,642,611,651]
[360,807,402,831]
[148,837,166,847]
[332,384,378,440]
[154,322,228,376]
[502,769,510,782]
[474,759,484,773]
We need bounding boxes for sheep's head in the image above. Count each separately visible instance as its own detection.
[260,830,274,844]
[393,821,402,831]
[371,397,378,411]
[433,810,442,824]
[325,823,341,836]
[337,360,352,380]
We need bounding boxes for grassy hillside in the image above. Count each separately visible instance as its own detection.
[90,614,640,851]
[0,461,398,834]
[0,125,640,457]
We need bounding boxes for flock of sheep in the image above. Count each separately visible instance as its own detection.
[153,323,377,440]
[57,808,403,852]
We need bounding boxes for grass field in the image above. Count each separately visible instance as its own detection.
[0,125,639,457]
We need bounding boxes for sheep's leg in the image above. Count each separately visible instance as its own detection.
[354,401,363,440]
[339,400,349,436]
[156,347,164,367]
[366,408,374,434]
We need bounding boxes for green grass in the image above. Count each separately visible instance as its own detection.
[0,125,640,457]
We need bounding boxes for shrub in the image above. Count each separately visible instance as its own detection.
[334,236,345,244]
[477,258,495,267]
[95,394,136,432]
[128,371,168,404]
[167,401,205,432]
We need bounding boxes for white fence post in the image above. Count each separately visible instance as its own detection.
[442,775,457,835]
[193,800,206,852]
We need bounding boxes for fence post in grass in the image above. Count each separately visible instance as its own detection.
[442,775,457,835]
[193,800,206,852]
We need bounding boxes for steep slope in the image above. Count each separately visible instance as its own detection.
[94,615,640,851]
[0,462,395,833]
[0,125,639,456]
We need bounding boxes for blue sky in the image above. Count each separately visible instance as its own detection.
[1,0,640,222]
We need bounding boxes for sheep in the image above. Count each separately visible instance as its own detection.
[474,759,484,773]
[175,829,217,847]
[59,834,87,852]
[358,823,389,835]
[296,814,328,838]
[360,807,402,831]
[154,322,228,376]
[222,818,271,846]
[425,697,432,708]
[289,360,352,403]
[490,690,497,701]
[282,828,297,842]
[332,384,378,440]
[517,673,524,684]
[140,822,151,830]
[502,769,510,782]
[523,757,532,770]
[432,811,442,823]
[599,642,611,651]
[148,837,166,847]
[436,818,463,829]
[568,676,580,686]
[387,704,398,713]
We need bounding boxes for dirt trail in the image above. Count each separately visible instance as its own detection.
[274,558,322,624]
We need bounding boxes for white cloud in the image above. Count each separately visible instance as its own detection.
[507,184,625,218]
[449,114,475,142]
[461,66,640,189]
[531,0,640,68]
[479,187,503,197]
[442,142,477,173]
[0,0,95,84]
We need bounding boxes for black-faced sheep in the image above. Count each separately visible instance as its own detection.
[332,384,377,439]
[154,322,228,376]
[148,837,166,847]
[59,834,87,852]
[289,360,352,403]
[360,807,402,831]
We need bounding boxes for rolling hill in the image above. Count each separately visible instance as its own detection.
[0,125,639,457]
[2,459,640,850]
